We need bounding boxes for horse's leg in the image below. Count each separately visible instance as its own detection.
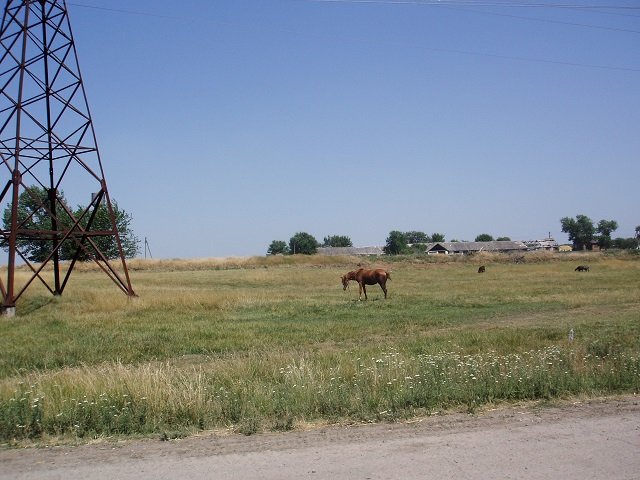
[362,283,368,300]
[380,279,387,299]
[358,282,364,300]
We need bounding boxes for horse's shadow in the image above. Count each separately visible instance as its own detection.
[347,296,385,303]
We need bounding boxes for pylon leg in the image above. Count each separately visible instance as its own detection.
[0,0,135,312]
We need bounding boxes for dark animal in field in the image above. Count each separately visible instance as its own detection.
[478,266,486,273]
[341,268,391,300]
[575,265,590,272]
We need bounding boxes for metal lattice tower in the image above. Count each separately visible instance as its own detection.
[0,0,135,314]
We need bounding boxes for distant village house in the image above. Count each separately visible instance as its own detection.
[318,239,562,257]
[523,238,559,251]
[424,241,528,255]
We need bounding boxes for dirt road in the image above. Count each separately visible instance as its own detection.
[1,396,638,480]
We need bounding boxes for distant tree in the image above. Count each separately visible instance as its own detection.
[636,225,640,240]
[267,240,289,255]
[2,186,73,262]
[289,232,319,255]
[73,200,139,260]
[431,233,446,242]
[2,186,138,261]
[384,230,408,255]
[560,215,596,250]
[405,231,430,244]
[611,237,637,250]
[475,233,494,242]
[322,235,352,248]
[496,236,511,241]
[596,219,618,249]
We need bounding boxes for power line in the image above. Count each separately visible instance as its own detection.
[301,0,640,18]
[300,0,640,8]
[67,1,639,73]
[437,5,640,33]
[418,44,640,71]
[67,2,184,20]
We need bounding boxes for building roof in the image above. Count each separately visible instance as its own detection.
[425,241,528,253]
[317,246,385,256]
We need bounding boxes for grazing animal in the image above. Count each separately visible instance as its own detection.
[575,265,590,272]
[341,268,391,300]
[478,266,486,273]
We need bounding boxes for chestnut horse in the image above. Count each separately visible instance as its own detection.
[341,268,391,300]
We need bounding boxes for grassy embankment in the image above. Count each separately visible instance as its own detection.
[0,252,638,444]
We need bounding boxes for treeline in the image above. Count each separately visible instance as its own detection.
[267,230,520,256]
[268,216,640,256]
[267,230,447,256]
[560,215,639,251]
[2,186,139,261]
[268,230,454,255]
[267,233,352,255]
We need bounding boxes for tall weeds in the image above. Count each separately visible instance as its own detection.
[2,345,638,442]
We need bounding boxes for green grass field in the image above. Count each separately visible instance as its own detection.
[1,252,639,444]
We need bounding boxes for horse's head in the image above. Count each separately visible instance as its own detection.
[341,274,349,291]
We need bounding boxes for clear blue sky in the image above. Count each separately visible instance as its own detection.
[65,0,639,258]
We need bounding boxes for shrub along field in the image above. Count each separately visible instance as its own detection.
[0,252,638,444]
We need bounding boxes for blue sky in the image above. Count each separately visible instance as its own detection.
[64,0,639,258]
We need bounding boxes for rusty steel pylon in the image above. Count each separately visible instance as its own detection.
[0,0,135,315]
